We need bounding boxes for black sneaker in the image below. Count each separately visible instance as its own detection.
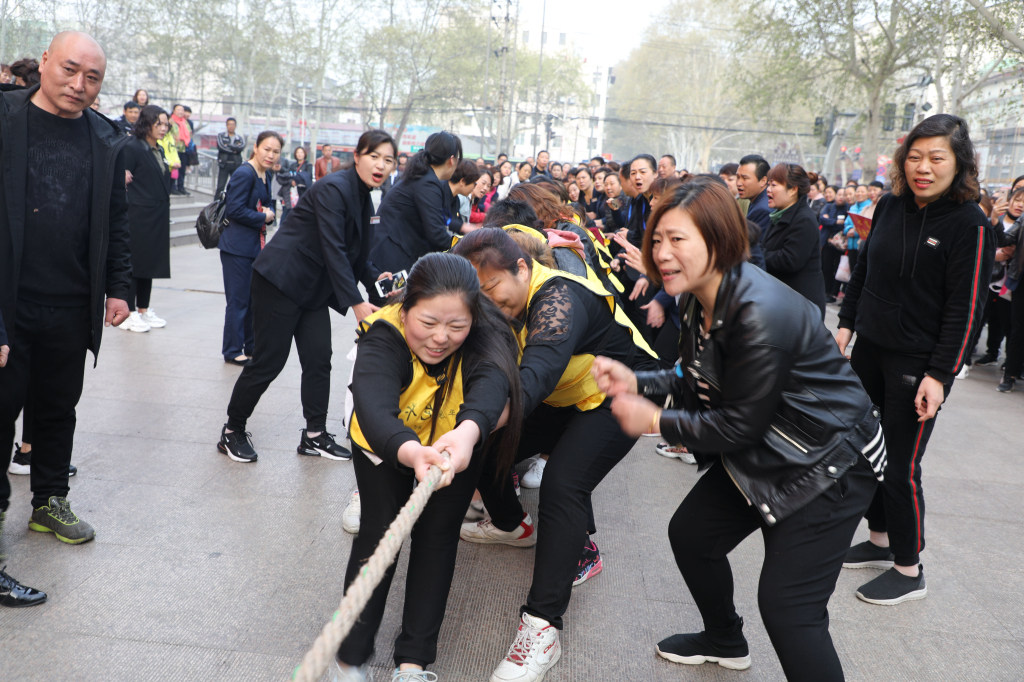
[0,567,47,608]
[297,430,351,460]
[843,540,895,569]
[29,496,96,544]
[8,445,29,475]
[856,565,927,605]
[68,464,77,477]
[656,618,751,670]
[975,352,999,366]
[218,425,258,463]
[998,373,1015,393]
[573,538,603,586]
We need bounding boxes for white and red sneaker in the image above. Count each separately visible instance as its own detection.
[490,613,561,682]
[460,512,537,547]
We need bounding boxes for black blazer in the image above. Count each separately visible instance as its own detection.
[0,85,131,354]
[253,166,381,313]
[761,199,826,318]
[369,166,453,274]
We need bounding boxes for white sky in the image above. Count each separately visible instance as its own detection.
[511,0,673,68]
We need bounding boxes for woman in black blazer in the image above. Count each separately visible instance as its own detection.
[762,163,826,319]
[367,131,462,304]
[120,105,172,332]
[217,130,398,464]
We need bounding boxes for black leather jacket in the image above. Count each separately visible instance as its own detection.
[638,263,880,525]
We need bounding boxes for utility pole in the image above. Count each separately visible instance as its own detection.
[482,1,493,159]
[494,0,511,158]
[532,0,546,159]
[506,0,520,154]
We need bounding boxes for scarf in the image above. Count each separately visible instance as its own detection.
[170,114,191,146]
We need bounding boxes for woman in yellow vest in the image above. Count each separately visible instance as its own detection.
[335,253,523,682]
[452,228,661,682]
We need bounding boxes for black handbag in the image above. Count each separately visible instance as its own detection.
[195,177,231,249]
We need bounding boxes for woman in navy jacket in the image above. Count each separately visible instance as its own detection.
[217,130,397,464]
[367,131,462,304]
[218,131,282,365]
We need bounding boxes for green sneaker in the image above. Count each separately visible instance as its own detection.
[29,497,95,544]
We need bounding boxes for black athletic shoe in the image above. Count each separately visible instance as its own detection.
[8,446,29,475]
[656,618,751,671]
[856,565,927,605]
[68,464,77,477]
[843,540,895,569]
[975,351,999,366]
[297,430,351,461]
[998,373,1015,393]
[218,425,258,463]
[0,567,47,608]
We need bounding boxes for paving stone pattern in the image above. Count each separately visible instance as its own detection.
[2,245,1023,681]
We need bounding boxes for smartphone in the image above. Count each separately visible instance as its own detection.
[375,269,409,298]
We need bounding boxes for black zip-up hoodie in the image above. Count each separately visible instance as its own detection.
[838,191,994,384]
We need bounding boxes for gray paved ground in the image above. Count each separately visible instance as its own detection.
[2,243,1024,682]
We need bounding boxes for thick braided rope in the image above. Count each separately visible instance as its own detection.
[291,457,448,682]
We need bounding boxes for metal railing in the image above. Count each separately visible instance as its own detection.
[184,149,218,195]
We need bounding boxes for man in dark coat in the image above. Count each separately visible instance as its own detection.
[737,154,772,236]
[0,33,131,558]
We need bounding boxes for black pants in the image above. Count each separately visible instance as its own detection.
[670,459,875,682]
[216,162,240,197]
[1004,290,1024,377]
[174,166,186,193]
[821,245,840,298]
[850,336,950,566]
[979,290,1012,356]
[220,251,255,360]
[338,445,485,668]
[21,393,33,445]
[0,302,90,511]
[478,401,637,629]
[127,277,153,312]
[226,271,331,432]
[652,319,681,364]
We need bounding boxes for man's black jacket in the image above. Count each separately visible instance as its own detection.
[253,166,381,313]
[0,85,132,355]
[637,262,879,526]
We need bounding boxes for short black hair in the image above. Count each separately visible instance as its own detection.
[226,117,237,124]
[718,162,738,176]
[123,101,140,111]
[183,106,192,113]
[661,154,677,166]
[868,180,884,188]
[738,154,770,180]
[538,149,549,155]
[591,156,604,164]
[483,198,539,228]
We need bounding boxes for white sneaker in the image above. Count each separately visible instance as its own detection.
[330,659,372,682]
[140,309,166,328]
[956,365,969,379]
[656,443,696,464]
[342,490,361,535]
[118,311,151,333]
[490,613,561,682]
[461,513,537,547]
[392,669,437,681]
[464,499,488,522]
[521,457,546,489]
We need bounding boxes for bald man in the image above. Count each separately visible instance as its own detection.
[0,31,132,552]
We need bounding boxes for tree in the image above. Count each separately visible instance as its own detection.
[742,0,928,180]
[963,0,1024,54]
[606,0,749,171]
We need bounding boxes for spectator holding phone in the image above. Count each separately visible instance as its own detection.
[216,130,398,465]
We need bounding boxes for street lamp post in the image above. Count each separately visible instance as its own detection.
[289,82,316,150]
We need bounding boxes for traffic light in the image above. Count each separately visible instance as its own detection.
[882,103,896,132]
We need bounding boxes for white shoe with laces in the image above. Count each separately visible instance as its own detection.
[392,669,437,681]
[330,659,372,681]
[140,309,166,328]
[461,513,536,547]
[490,613,561,682]
[521,457,546,489]
[342,490,361,535]
[656,443,697,464]
[119,311,151,333]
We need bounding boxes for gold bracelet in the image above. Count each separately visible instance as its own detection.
[650,409,662,435]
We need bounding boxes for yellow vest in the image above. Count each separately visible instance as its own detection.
[562,215,622,293]
[518,262,657,411]
[349,305,466,454]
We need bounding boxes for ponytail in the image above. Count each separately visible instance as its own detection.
[403,131,464,182]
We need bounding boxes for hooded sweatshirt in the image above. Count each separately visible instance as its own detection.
[838,191,994,384]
